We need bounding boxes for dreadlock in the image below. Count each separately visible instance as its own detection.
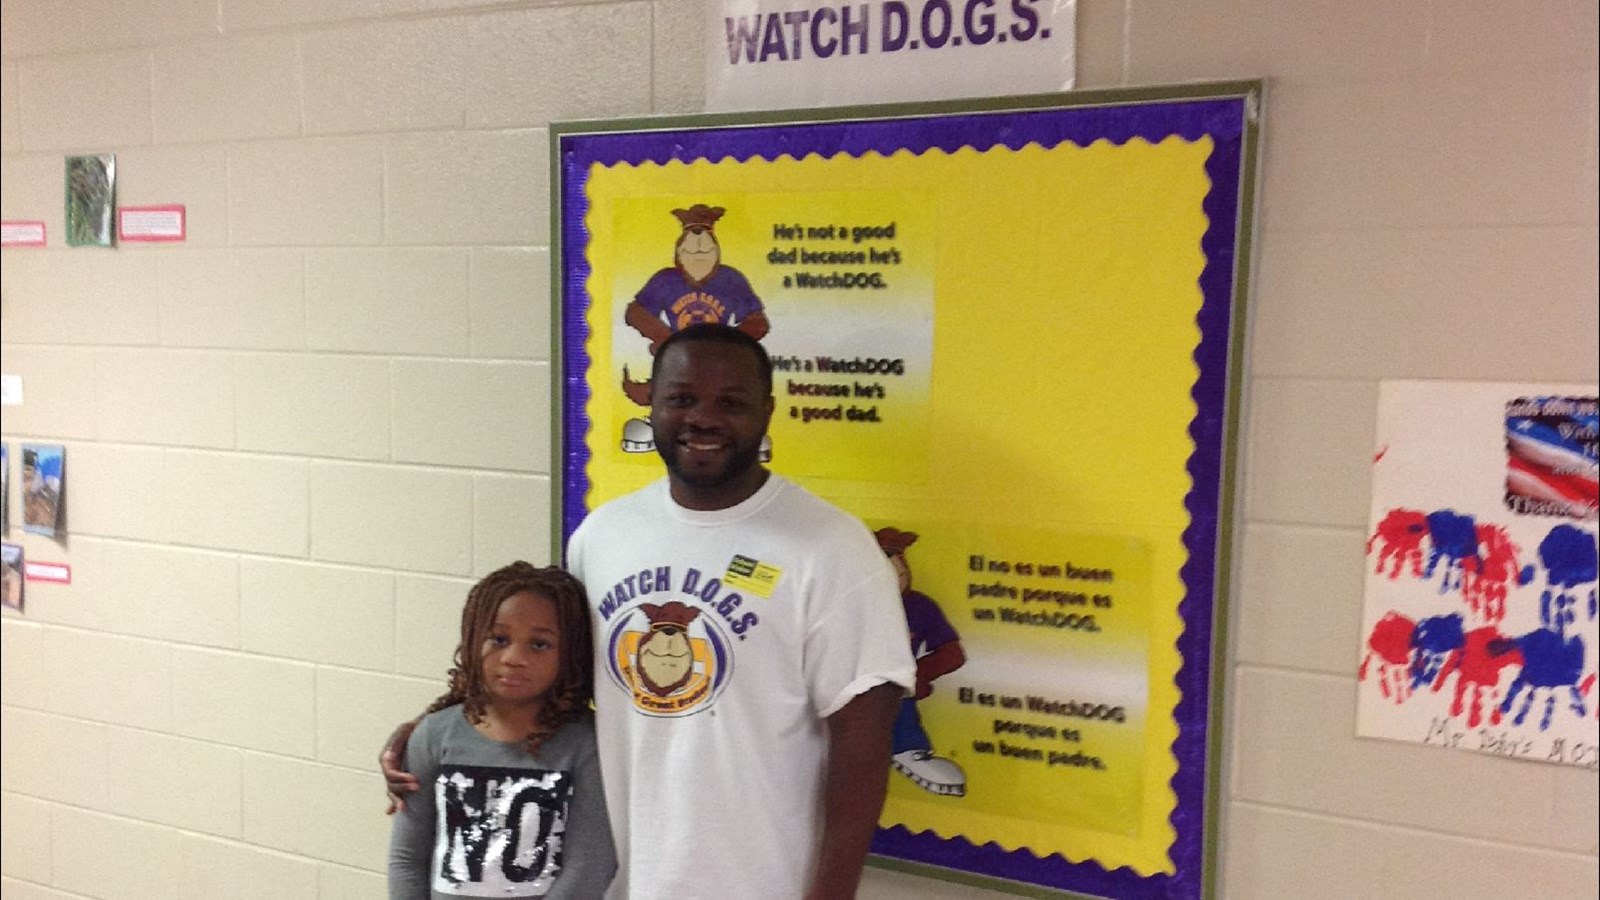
[423,561,594,757]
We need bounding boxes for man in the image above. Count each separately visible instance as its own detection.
[386,324,913,899]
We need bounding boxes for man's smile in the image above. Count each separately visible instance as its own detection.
[677,429,731,454]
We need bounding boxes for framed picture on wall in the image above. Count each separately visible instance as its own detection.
[21,443,64,537]
[65,154,116,247]
[2,542,22,611]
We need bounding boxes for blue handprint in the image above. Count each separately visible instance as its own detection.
[1500,629,1587,730]
[1409,613,1465,692]
[1423,510,1478,594]
[1537,524,1598,634]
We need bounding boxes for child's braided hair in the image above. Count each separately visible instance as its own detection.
[424,561,593,756]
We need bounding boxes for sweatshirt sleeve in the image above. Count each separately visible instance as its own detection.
[387,714,441,899]
[803,524,915,717]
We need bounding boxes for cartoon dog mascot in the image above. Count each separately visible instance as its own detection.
[620,204,772,460]
[876,527,968,796]
[634,601,702,697]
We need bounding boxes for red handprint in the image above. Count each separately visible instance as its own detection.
[1460,524,1526,623]
[1369,509,1428,580]
[1359,611,1416,703]
[1431,626,1523,727]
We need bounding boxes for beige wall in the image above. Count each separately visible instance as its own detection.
[1,1,1596,898]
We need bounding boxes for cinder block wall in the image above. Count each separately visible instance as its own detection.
[1,2,1594,898]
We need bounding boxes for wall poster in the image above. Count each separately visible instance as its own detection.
[21,443,64,537]
[553,83,1260,898]
[65,154,116,247]
[1358,381,1599,770]
[2,542,22,612]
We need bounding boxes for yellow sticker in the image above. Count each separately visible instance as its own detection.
[724,554,781,598]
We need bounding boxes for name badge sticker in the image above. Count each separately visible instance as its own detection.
[725,554,781,598]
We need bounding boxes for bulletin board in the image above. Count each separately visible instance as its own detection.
[552,82,1261,899]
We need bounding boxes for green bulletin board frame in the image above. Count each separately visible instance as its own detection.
[551,81,1261,899]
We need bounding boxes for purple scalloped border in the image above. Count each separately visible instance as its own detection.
[558,96,1246,900]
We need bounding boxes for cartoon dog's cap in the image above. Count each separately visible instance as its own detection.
[640,600,702,628]
[672,204,725,230]
[874,527,918,556]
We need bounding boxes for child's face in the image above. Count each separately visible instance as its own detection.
[480,590,562,710]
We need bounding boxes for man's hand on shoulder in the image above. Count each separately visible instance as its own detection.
[381,719,421,814]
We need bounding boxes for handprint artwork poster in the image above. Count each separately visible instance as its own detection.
[1358,381,1598,769]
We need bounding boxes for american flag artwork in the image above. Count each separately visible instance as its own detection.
[1358,382,1599,770]
[1504,396,1599,521]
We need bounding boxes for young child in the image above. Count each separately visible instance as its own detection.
[388,561,615,899]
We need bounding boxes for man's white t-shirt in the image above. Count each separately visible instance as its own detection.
[567,475,915,900]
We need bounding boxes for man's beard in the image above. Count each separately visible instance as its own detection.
[656,432,763,492]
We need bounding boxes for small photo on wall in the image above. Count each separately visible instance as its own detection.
[1504,395,1599,520]
[1,443,9,533]
[2,542,22,611]
[21,443,64,536]
[65,153,116,247]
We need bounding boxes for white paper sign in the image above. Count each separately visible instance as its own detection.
[707,0,1076,112]
[118,205,186,242]
[1,375,21,406]
[1357,381,1598,769]
[1,221,46,246]
[23,562,71,584]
